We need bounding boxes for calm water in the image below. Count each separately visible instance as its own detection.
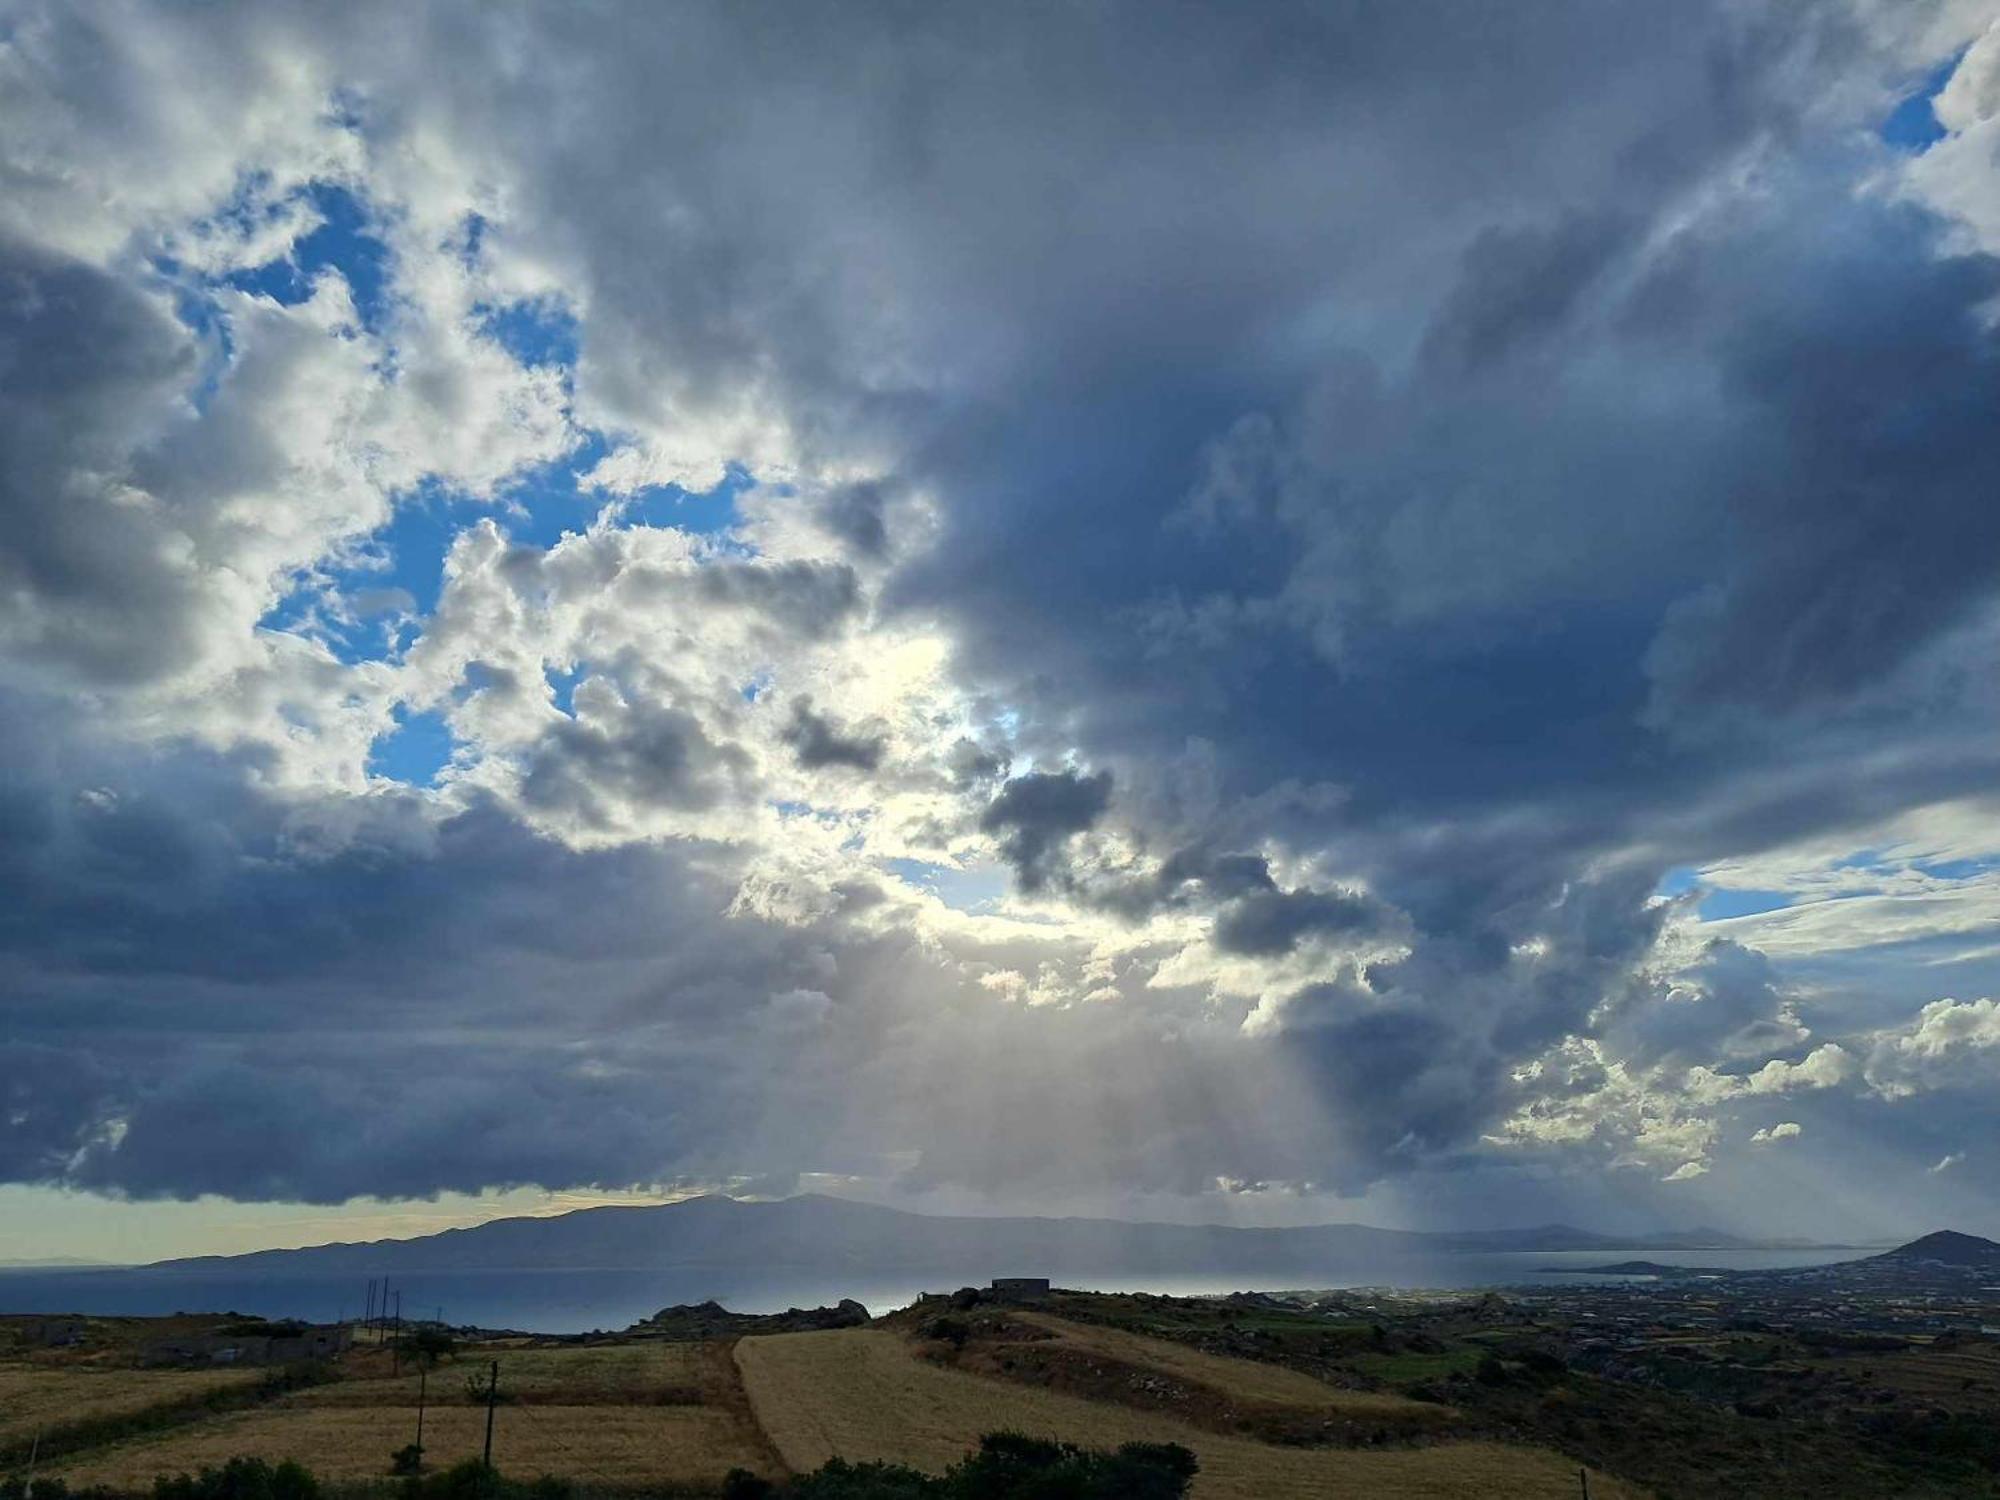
[0,1247,1866,1333]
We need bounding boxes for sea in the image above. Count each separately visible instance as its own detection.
[0,1247,1866,1334]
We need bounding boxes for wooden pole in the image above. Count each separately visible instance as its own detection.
[414,1364,427,1468]
[482,1360,499,1471]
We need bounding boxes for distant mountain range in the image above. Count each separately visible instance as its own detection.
[137,1194,1842,1282]
[0,1256,120,1269]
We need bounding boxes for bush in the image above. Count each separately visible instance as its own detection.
[153,1457,320,1500]
[789,1459,938,1500]
[2,1480,120,1500]
[922,1316,971,1350]
[769,1432,1197,1499]
[954,1432,1196,1500]
[397,1459,570,1500]
[405,1328,458,1366]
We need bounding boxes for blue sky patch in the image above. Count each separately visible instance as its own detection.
[223,183,392,332]
[617,463,756,537]
[1655,866,1699,899]
[1656,869,1795,920]
[1880,53,1960,152]
[1913,856,1996,882]
[545,662,585,715]
[885,857,1011,913]
[368,707,455,786]
[1697,887,1795,922]
[478,298,579,369]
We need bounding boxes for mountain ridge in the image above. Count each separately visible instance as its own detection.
[138,1194,1837,1278]
[1871,1228,2000,1266]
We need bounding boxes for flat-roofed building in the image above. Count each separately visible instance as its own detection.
[990,1277,1051,1301]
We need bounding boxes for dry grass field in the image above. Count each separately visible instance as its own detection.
[0,1365,261,1447]
[292,1343,716,1407]
[1009,1310,1439,1415]
[48,1343,779,1491]
[736,1328,1641,1500]
[54,1402,773,1490]
[1811,1341,2000,1411]
[13,1322,1645,1496]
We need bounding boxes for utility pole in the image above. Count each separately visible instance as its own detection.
[392,1290,403,1374]
[482,1360,499,1475]
[413,1364,427,1470]
[365,1279,376,1337]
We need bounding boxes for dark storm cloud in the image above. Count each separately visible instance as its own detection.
[1211,885,1379,957]
[0,696,846,1199]
[812,480,892,560]
[1642,203,2000,722]
[979,769,1113,893]
[781,697,885,772]
[689,559,863,636]
[1105,846,1392,956]
[1417,211,1636,378]
[0,234,199,685]
[520,693,752,825]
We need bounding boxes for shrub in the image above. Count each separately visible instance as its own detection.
[769,1432,1197,1499]
[405,1328,458,1366]
[397,1459,570,1500]
[789,1459,937,1500]
[922,1316,971,1350]
[153,1457,319,1500]
[3,1480,119,1500]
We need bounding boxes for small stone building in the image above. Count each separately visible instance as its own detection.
[989,1277,1051,1301]
[27,1317,86,1347]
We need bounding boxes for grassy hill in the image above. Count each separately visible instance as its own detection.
[11,1300,1633,1498]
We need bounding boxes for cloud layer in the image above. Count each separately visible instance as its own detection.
[6,0,2000,1238]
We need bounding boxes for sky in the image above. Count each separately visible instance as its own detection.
[8,1,2000,1260]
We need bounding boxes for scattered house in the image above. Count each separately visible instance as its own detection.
[144,1323,352,1367]
[990,1277,1051,1302]
[27,1317,86,1347]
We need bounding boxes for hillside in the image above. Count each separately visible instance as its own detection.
[1874,1229,2000,1267]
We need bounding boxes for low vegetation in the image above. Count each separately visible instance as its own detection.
[0,1366,336,1472]
[0,1370,265,1452]
[721,1432,1197,1500]
[43,1284,1999,1496]
[733,1326,1632,1498]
